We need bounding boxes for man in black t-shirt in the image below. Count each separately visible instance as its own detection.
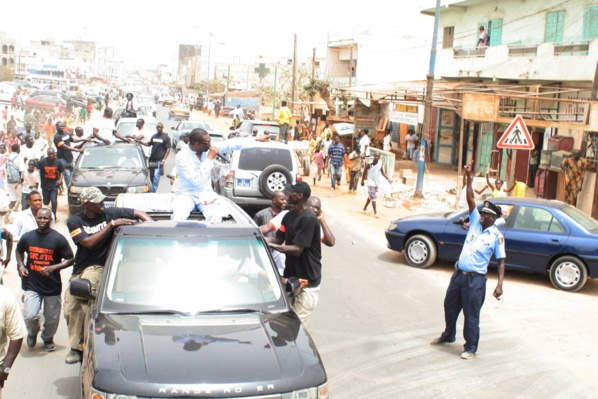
[140,122,171,192]
[53,121,84,187]
[267,181,322,324]
[64,187,152,364]
[36,148,64,218]
[16,208,74,352]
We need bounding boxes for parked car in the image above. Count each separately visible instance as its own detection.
[212,141,302,208]
[28,90,85,107]
[168,103,191,120]
[385,197,598,292]
[162,96,176,107]
[228,120,281,141]
[170,120,224,149]
[67,143,154,215]
[70,194,328,399]
[25,95,67,112]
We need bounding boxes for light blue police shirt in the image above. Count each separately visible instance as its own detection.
[457,208,506,274]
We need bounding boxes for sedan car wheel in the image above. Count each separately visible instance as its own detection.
[549,256,588,292]
[404,234,437,268]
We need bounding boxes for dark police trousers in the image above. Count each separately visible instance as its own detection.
[440,264,487,354]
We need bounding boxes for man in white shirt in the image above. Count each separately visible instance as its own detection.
[19,136,42,164]
[11,191,55,242]
[173,129,269,222]
[0,284,26,396]
[129,119,152,158]
[359,129,371,158]
[92,108,128,144]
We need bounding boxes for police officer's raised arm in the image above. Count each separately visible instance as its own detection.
[465,160,476,214]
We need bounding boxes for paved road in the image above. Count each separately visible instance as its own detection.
[3,104,598,398]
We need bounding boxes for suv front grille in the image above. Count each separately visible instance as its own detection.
[98,187,126,196]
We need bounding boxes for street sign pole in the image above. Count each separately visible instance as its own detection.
[415,0,441,198]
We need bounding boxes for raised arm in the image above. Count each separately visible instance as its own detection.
[465,160,476,214]
[485,171,496,191]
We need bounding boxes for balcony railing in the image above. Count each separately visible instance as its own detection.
[453,40,591,58]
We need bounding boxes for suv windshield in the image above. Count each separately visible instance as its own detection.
[104,236,284,312]
[238,147,293,170]
[78,146,145,169]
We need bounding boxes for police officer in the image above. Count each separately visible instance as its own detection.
[430,160,505,359]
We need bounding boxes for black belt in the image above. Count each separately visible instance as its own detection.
[455,262,485,277]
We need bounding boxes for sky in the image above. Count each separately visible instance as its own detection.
[1,0,435,68]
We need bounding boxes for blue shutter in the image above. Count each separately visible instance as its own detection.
[545,11,565,42]
[582,6,598,40]
[489,19,502,46]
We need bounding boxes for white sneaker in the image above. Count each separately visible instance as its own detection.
[363,209,369,214]
[460,351,475,360]
[374,213,379,218]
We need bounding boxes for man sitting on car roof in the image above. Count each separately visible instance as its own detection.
[172,128,269,222]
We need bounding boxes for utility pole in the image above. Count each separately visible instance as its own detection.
[272,66,278,118]
[414,0,441,198]
[291,34,298,114]
[311,47,316,117]
[589,61,598,219]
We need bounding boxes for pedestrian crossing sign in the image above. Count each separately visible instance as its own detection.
[497,115,534,149]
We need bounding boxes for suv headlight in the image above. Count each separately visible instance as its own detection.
[89,386,138,399]
[283,383,328,399]
[126,186,149,194]
[70,186,85,194]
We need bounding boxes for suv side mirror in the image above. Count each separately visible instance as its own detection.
[285,277,302,297]
[70,278,96,300]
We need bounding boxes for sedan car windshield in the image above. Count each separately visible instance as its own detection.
[104,236,283,312]
[78,146,145,169]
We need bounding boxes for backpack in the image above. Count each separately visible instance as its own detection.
[7,156,21,184]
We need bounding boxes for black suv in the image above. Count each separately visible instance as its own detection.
[70,195,328,399]
[67,143,155,215]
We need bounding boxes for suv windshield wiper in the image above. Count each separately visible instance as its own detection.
[116,309,194,316]
[200,307,269,315]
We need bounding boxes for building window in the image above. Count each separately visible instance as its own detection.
[479,19,503,46]
[582,5,598,40]
[443,26,454,49]
[545,11,565,42]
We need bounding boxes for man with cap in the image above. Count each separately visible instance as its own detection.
[430,160,505,359]
[266,181,322,324]
[64,187,152,364]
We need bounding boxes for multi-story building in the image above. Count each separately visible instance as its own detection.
[419,0,598,214]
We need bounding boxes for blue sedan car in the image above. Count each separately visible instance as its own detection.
[385,197,598,292]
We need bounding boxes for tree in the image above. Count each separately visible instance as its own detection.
[0,66,14,82]
[304,78,335,116]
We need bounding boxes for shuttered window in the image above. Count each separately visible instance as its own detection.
[582,6,598,40]
[545,11,565,42]
[443,26,454,49]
